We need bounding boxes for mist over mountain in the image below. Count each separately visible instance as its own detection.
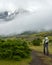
[0,0,52,35]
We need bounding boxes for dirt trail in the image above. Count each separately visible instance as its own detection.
[29,50,52,65]
[29,50,46,65]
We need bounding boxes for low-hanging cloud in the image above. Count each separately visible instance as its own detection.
[0,0,52,35]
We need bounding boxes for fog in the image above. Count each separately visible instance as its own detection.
[0,0,52,35]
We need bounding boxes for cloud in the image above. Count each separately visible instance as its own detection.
[0,0,52,35]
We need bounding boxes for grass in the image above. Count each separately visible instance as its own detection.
[0,57,32,65]
[30,44,52,54]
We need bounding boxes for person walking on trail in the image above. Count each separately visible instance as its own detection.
[43,36,49,55]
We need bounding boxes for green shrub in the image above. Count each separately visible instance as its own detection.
[49,40,52,43]
[13,55,21,61]
[0,39,31,60]
[32,37,41,46]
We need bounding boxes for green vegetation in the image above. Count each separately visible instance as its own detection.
[32,37,42,46]
[30,45,52,65]
[0,31,52,65]
[0,39,31,60]
[0,58,32,65]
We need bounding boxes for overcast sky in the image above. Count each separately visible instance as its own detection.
[0,0,52,35]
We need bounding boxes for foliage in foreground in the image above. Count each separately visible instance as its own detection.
[0,39,31,60]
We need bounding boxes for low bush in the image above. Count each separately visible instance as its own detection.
[0,39,31,60]
[32,37,41,46]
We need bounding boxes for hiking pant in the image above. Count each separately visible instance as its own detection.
[44,43,49,55]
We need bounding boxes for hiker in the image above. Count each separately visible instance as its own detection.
[43,36,49,55]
